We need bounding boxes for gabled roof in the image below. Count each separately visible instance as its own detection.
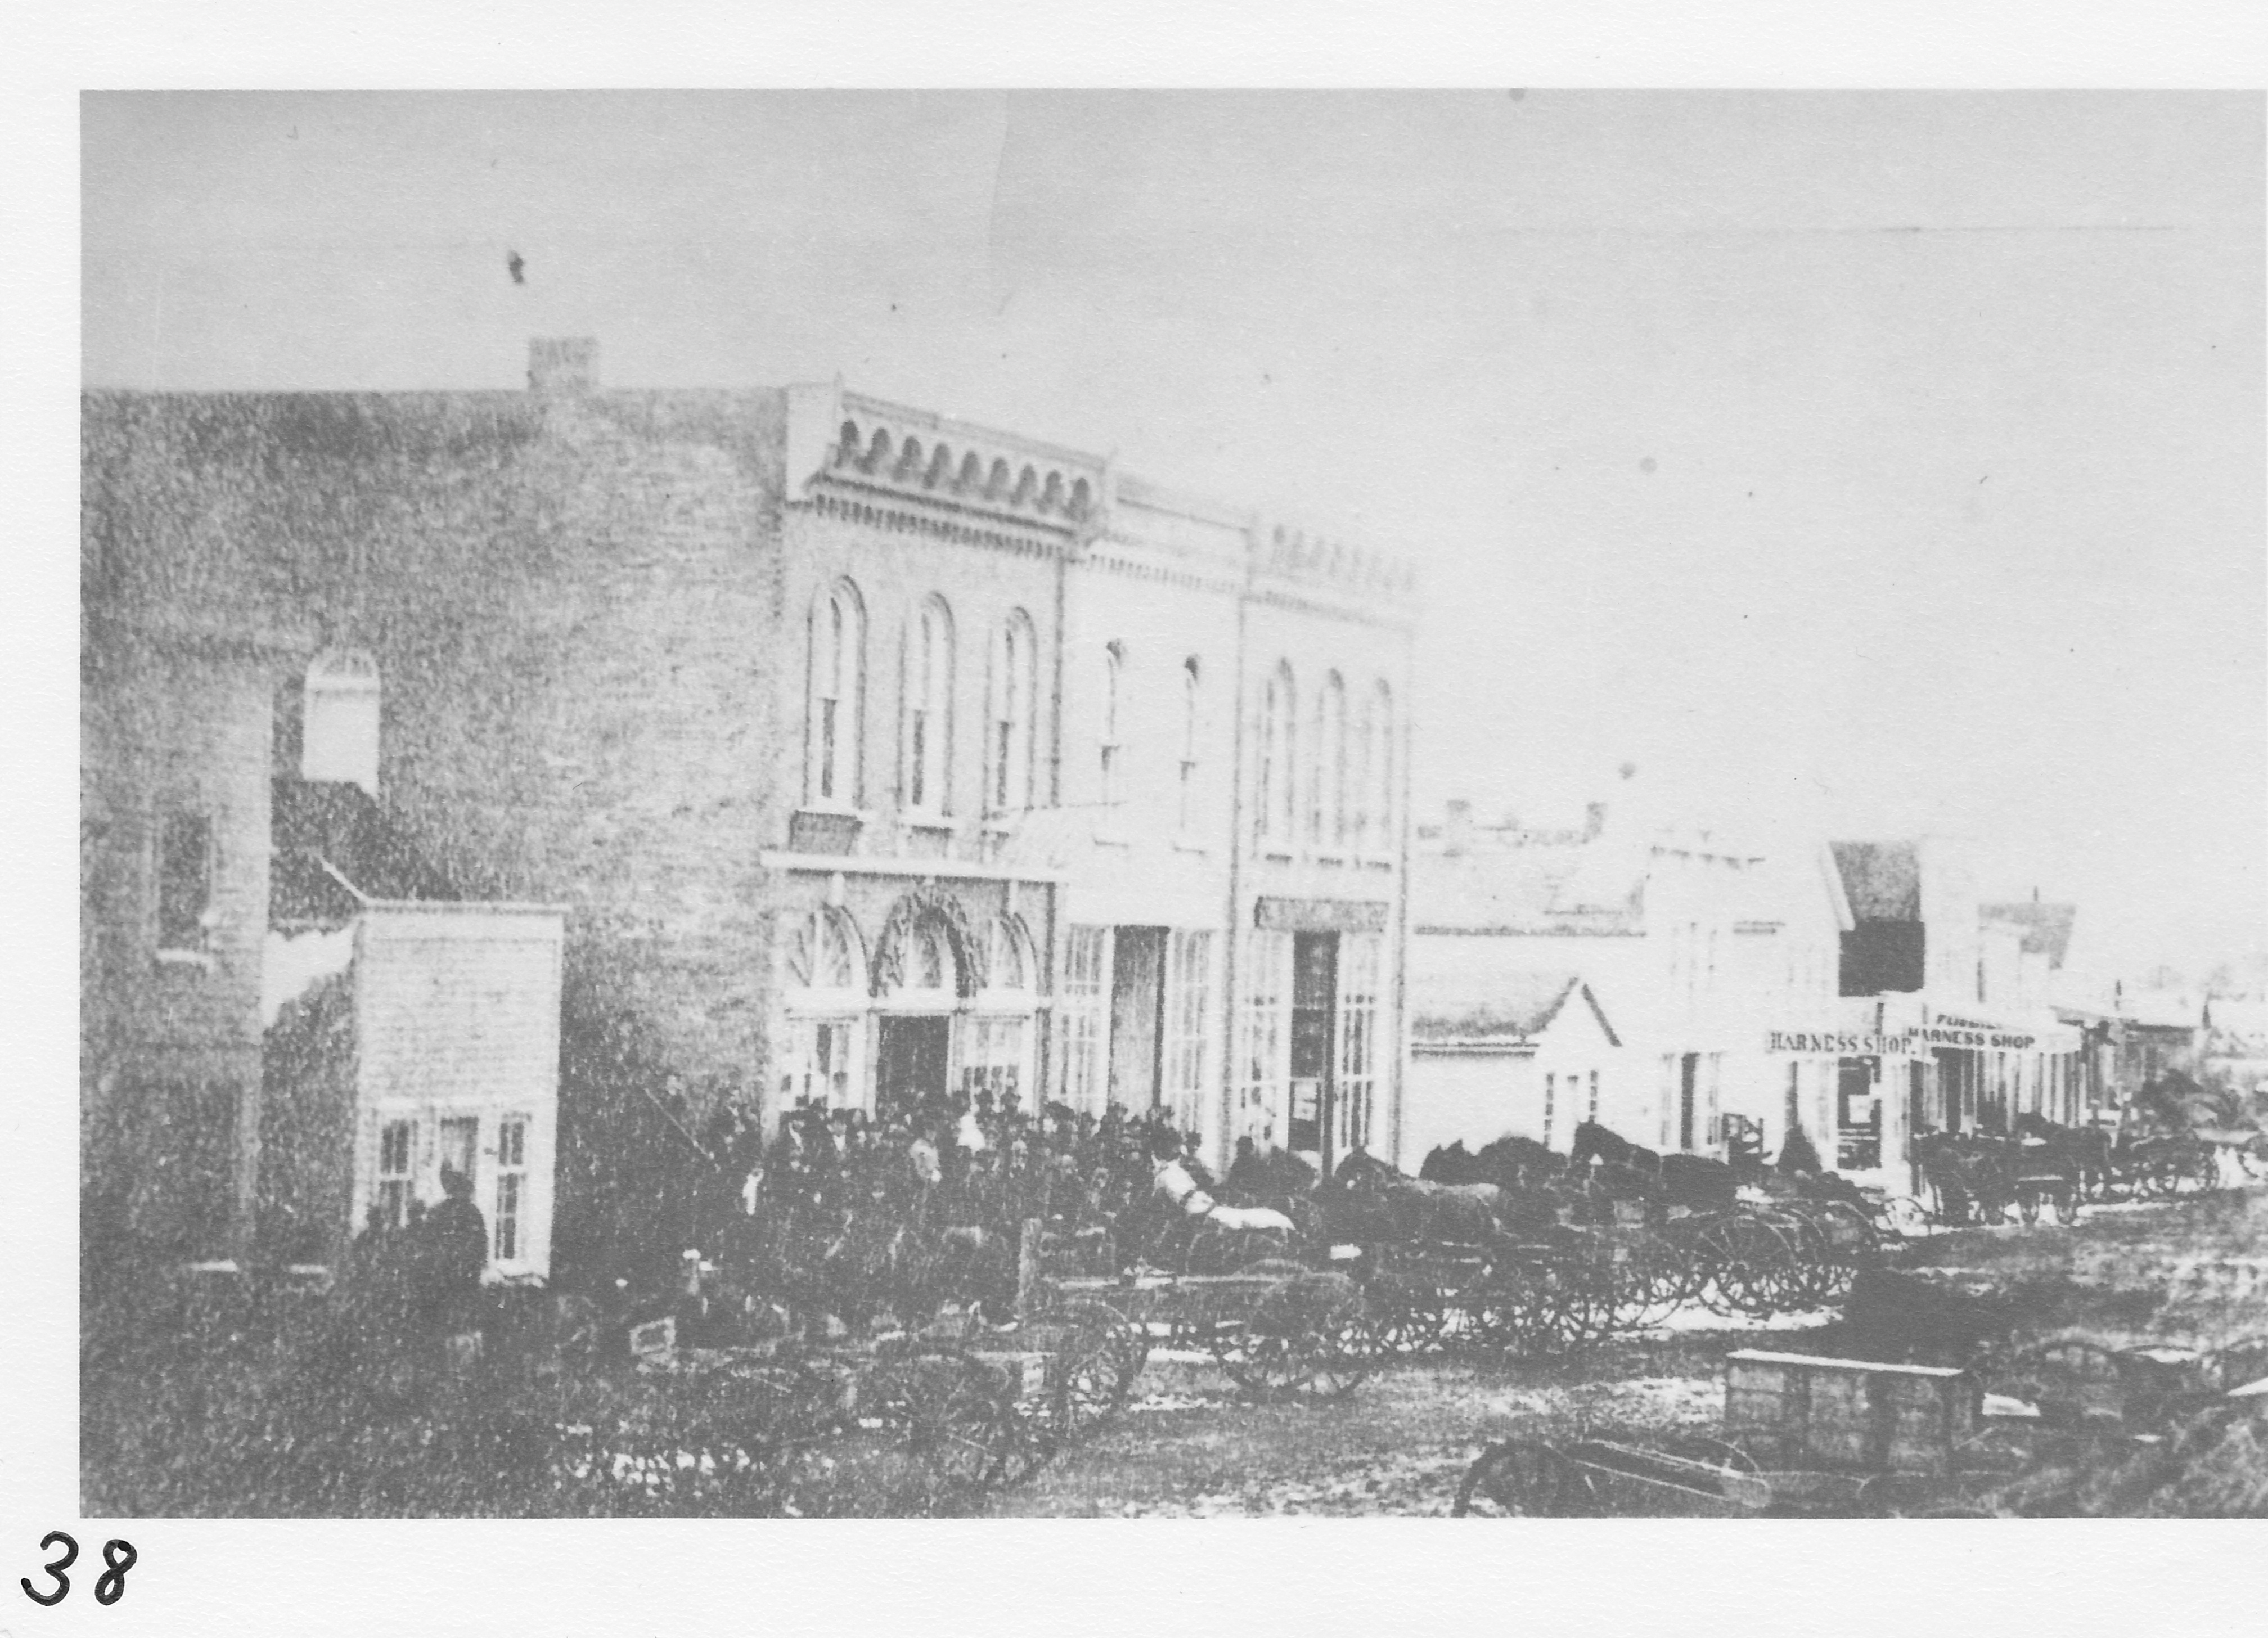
[1830,840,1922,923]
[1412,971,1620,1047]
[271,778,461,925]
[1979,901,2078,969]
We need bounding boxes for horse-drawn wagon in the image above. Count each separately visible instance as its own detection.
[1034,1262,1380,1400]
[1451,1333,2268,1518]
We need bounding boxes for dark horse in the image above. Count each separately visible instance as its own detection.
[2013,1111,2113,1199]
[1328,1150,1532,1244]
[1567,1120,1739,1214]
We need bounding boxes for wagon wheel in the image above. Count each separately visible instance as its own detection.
[1209,1322,1309,1398]
[988,1409,1055,1490]
[1453,1439,1580,1516]
[1471,1257,1557,1352]
[1040,1299,1142,1443]
[1369,1272,1447,1355]
[1294,1280,1380,1398]
[862,1345,1012,1497]
[1875,1195,1936,1240]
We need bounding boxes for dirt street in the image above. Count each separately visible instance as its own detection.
[988,1188,2268,1516]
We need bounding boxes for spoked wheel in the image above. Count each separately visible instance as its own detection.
[863,1345,1012,1497]
[1036,1299,1142,1444]
[1453,1439,1578,1516]
[1470,1261,1559,1353]
[1209,1322,1309,1397]
[1294,1281,1380,1399]
[1370,1276,1448,1355]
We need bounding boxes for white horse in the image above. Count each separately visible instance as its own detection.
[1154,1158,1297,1236]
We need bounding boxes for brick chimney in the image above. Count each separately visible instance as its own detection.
[529,337,598,394]
[1444,799,1472,857]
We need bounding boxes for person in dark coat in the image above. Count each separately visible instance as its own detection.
[419,1167,490,1336]
[1222,1136,1270,1198]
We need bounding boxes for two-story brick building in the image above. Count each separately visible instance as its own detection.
[81,339,1418,1276]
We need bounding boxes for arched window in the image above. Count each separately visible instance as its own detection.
[984,916,1032,995]
[903,596,953,812]
[303,648,382,795]
[780,907,867,1113]
[1311,672,1346,847]
[784,906,866,996]
[1178,658,1201,831]
[1099,642,1124,807]
[1258,662,1296,845]
[989,612,1037,814]
[1369,680,1395,847]
[808,581,865,806]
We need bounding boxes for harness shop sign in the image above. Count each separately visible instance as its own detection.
[1767,1031,1917,1056]
[1767,1024,2041,1054]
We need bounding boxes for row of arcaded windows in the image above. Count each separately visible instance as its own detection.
[804,580,1038,817]
[1256,664,1396,852]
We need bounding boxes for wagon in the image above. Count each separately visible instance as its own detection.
[1041,1263,1379,1400]
[1454,1347,2043,1516]
[1452,1335,2266,1517]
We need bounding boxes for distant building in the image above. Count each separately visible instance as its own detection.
[1829,840,2085,1182]
[1403,971,1620,1163]
[1405,790,1847,1165]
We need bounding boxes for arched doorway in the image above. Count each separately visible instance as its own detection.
[872,892,975,1120]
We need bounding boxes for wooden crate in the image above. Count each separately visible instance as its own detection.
[1725,1349,1977,1476]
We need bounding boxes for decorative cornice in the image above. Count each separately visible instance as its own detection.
[793,386,1108,537]
[798,490,1068,559]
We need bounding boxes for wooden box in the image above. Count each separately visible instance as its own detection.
[1725,1349,1977,1476]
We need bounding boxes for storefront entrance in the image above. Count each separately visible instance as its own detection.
[1289,933,1339,1169]
[1108,926,1167,1113]
[876,1016,951,1117]
[1836,1059,1882,1170]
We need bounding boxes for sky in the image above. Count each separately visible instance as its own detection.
[81,90,2266,978]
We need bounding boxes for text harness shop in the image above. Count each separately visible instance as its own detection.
[1764,999,2082,1189]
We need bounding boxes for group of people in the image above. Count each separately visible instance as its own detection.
[349,1167,492,1342]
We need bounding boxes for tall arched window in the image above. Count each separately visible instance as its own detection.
[808,581,865,805]
[989,611,1037,814]
[303,648,382,795]
[1178,658,1201,831]
[1099,642,1124,807]
[1311,672,1346,847]
[903,596,953,812]
[1258,662,1296,845]
[1369,680,1395,847]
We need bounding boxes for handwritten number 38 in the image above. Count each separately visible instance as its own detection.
[20,1532,134,1606]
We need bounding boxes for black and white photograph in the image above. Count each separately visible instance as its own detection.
[65,83,2267,1540]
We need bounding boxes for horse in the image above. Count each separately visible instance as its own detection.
[2014,1112,2114,1199]
[1911,1132,2017,1224]
[1328,1150,1513,1244]
[1567,1119,1739,1215]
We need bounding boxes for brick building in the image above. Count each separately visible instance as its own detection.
[81,339,1418,1270]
